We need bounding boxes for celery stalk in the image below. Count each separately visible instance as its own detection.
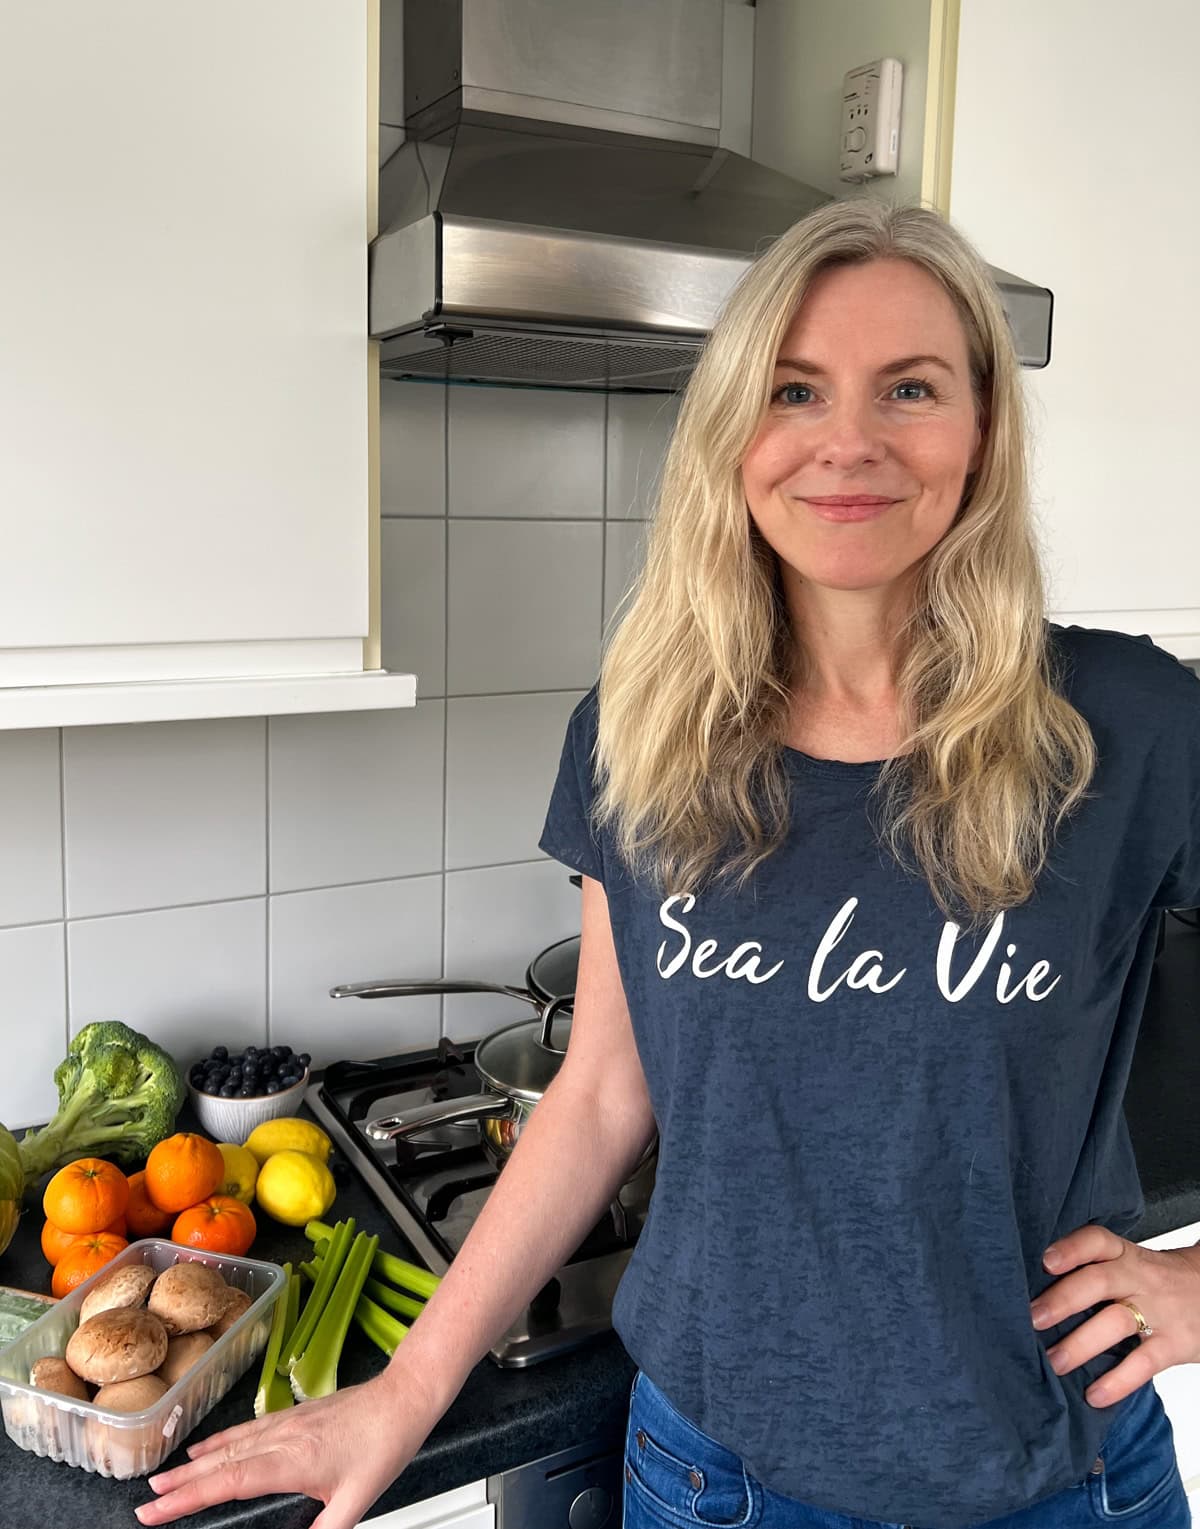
[278,1259,303,1353]
[353,1290,407,1357]
[254,1264,297,1417]
[363,1274,424,1322]
[280,1216,354,1375]
[305,1217,441,1300]
[290,1232,379,1401]
[301,1260,409,1358]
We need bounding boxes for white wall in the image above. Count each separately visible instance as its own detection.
[751,0,931,203]
[950,0,1200,658]
[0,384,676,1131]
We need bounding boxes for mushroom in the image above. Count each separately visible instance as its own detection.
[148,1262,230,1335]
[206,1286,252,1340]
[79,1264,157,1324]
[29,1357,90,1402]
[91,1374,169,1413]
[156,1331,213,1387]
[65,1308,169,1386]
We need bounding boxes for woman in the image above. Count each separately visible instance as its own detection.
[139,201,1200,1529]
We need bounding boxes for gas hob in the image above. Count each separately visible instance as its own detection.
[304,1040,655,1367]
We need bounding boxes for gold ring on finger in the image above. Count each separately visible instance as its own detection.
[1118,1299,1153,1338]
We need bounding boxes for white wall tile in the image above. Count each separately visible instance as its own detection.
[605,392,678,519]
[380,380,445,516]
[0,922,66,1129]
[447,521,602,694]
[449,386,603,518]
[443,860,581,1039]
[381,517,446,697]
[604,521,649,635]
[270,877,442,1065]
[67,899,267,1078]
[269,703,444,892]
[0,729,62,927]
[64,718,266,918]
[446,691,583,871]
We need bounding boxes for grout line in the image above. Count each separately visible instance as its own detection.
[601,391,609,649]
[57,728,70,1044]
[441,378,451,1039]
[384,512,632,524]
[264,716,272,1046]
[41,891,270,929]
[402,685,592,702]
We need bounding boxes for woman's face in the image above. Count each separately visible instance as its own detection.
[741,257,984,598]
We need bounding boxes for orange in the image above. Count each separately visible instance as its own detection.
[125,1170,172,1238]
[51,1232,128,1299]
[144,1133,224,1214]
[170,1195,256,1257]
[42,1159,129,1234]
[41,1212,127,1267]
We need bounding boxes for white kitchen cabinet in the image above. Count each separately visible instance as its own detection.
[1137,1221,1200,1519]
[364,1479,494,1529]
[947,0,1200,663]
[0,2,414,727]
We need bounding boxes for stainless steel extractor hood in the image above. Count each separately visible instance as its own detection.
[371,0,1053,391]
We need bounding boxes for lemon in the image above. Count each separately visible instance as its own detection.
[215,1142,259,1205]
[242,1117,332,1167]
[254,1149,336,1226]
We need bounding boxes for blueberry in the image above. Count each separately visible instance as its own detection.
[244,1044,258,1057]
[238,1084,254,1097]
[212,1045,228,1062]
[275,1045,293,1060]
[266,1080,281,1094]
[297,1053,311,1069]
[189,1066,205,1085]
[219,1083,237,1097]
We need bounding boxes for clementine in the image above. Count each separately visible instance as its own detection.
[41,1212,127,1267]
[125,1170,172,1237]
[51,1232,128,1299]
[42,1158,129,1234]
[144,1133,224,1214]
[170,1195,256,1257]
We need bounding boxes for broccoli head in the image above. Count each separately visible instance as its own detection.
[18,1020,184,1186]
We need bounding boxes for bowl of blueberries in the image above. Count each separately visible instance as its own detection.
[186,1043,313,1140]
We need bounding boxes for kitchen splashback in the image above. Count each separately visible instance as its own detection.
[0,381,672,1130]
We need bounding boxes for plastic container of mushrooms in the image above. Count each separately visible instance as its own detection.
[0,1240,284,1478]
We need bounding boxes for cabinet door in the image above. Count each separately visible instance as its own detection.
[0,3,373,696]
[364,1481,493,1529]
[1137,1222,1200,1507]
[949,1,1200,662]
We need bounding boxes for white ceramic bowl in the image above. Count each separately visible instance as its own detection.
[187,1070,310,1143]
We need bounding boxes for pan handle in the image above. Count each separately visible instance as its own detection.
[536,994,573,1055]
[366,1092,513,1142]
[330,979,538,1003]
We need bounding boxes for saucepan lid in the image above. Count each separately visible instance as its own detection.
[526,935,579,1005]
[474,998,573,1105]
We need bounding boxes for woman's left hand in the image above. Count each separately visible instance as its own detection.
[1030,1225,1200,1407]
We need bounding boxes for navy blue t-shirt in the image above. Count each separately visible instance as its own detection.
[538,624,1200,1529]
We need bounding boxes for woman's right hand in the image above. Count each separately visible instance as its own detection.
[134,1373,427,1528]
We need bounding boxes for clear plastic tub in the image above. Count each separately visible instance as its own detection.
[0,1239,285,1478]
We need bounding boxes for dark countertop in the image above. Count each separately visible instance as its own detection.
[1,913,1197,1528]
[0,1127,635,1529]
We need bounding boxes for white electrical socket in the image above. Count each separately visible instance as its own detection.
[839,58,903,182]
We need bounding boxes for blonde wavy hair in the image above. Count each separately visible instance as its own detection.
[594,199,1095,923]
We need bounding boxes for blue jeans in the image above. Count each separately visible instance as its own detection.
[622,1371,1190,1529]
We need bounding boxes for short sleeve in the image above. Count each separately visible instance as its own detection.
[538,686,606,885]
[1151,660,1200,910]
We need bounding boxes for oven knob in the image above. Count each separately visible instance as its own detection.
[568,1485,612,1529]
